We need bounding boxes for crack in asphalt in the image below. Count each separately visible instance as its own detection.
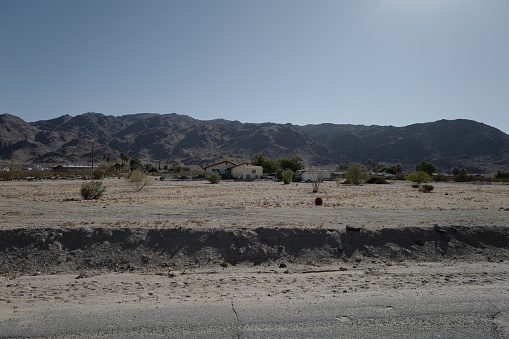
[231,299,241,339]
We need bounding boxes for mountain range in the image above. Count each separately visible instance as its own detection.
[1,112,509,174]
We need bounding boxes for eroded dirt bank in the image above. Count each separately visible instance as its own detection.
[1,225,508,275]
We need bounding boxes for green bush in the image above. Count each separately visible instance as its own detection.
[406,171,432,184]
[80,181,106,200]
[206,172,221,184]
[281,169,294,184]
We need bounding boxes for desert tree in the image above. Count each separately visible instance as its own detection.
[494,170,509,179]
[129,158,142,172]
[416,161,436,176]
[120,152,130,170]
[346,162,369,185]
[252,153,305,174]
[143,163,158,173]
[252,153,279,174]
[278,154,305,172]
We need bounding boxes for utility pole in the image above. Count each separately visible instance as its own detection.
[91,135,95,179]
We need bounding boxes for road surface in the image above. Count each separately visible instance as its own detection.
[1,283,508,338]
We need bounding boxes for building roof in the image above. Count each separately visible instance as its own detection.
[229,162,262,169]
[202,161,237,170]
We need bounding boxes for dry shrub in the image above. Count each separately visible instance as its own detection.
[80,181,106,200]
[419,185,434,193]
[127,170,151,191]
[206,172,221,184]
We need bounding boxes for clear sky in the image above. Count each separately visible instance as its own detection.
[1,0,508,133]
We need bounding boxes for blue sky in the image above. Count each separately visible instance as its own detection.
[2,0,508,133]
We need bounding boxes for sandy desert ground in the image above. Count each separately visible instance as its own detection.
[1,177,508,229]
[1,178,508,328]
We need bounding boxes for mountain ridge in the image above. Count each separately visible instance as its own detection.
[1,113,508,174]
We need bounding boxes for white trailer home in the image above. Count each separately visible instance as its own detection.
[295,169,333,182]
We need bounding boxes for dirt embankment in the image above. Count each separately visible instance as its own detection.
[2,225,508,275]
[1,179,508,275]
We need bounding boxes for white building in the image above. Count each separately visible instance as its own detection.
[203,161,263,180]
[229,163,263,180]
[203,161,237,177]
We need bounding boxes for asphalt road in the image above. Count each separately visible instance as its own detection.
[2,285,508,338]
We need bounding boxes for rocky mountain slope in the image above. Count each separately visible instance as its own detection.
[1,112,508,174]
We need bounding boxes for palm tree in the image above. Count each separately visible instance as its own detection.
[120,153,130,171]
[102,154,111,167]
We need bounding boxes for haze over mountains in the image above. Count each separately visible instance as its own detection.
[1,112,509,174]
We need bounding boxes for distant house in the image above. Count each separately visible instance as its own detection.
[230,163,263,180]
[203,161,263,180]
[58,165,93,173]
[203,161,237,177]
